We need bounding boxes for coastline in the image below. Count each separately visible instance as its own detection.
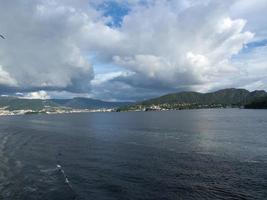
[1,106,263,117]
[0,108,115,117]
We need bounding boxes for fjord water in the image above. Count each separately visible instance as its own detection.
[0,109,266,200]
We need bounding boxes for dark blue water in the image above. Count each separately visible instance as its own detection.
[0,109,267,199]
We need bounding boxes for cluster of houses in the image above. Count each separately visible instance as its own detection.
[0,107,114,116]
[121,103,227,112]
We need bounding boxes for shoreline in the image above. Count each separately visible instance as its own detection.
[1,107,265,117]
[0,108,115,117]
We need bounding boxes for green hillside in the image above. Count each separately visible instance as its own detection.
[0,96,131,111]
[0,97,57,111]
[141,89,267,106]
[119,88,267,111]
[50,98,130,109]
[245,97,267,109]
[1,88,266,112]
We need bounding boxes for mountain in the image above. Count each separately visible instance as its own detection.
[0,96,131,111]
[1,88,266,112]
[0,97,57,111]
[50,98,130,109]
[119,88,267,111]
[244,96,267,109]
[141,88,267,106]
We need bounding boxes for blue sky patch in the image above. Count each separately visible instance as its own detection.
[97,1,131,27]
[236,38,267,56]
[246,39,267,49]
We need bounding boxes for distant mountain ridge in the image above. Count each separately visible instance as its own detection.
[1,88,267,112]
[0,96,131,111]
[118,88,267,111]
[141,88,267,106]
[50,97,130,109]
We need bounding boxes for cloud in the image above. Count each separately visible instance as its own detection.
[231,0,267,40]
[0,0,121,93]
[0,65,17,86]
[22,90,50,99]
[0,0,266,101]
[106,0,254,93]
[90,71,174,101]
[232,45,267,90]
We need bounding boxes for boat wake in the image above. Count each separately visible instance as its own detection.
[40,164,77,200]
[56,164,75,193]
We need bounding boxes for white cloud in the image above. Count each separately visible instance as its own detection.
[23,90,50,99]
[231,0,267,40]
[91,71,132,86]
[0,0,121,92]
[107,1,254,93]
[0,0,266,100]
[0,65,17,86]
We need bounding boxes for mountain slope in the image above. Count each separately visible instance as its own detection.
[0,97,57,111]
[140,88,267,106]
[117,88,267,111]
[245,96,267,109]
[0,96,131,111]
[51,98,130,109]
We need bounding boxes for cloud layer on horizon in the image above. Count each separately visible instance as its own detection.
[0,0,266,101]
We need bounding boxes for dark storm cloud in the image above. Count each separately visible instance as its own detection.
[0,0,266,100]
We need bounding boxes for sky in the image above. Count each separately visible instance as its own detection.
[0,0,266,101]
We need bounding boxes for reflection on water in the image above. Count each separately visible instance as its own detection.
[0,109,267,199]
